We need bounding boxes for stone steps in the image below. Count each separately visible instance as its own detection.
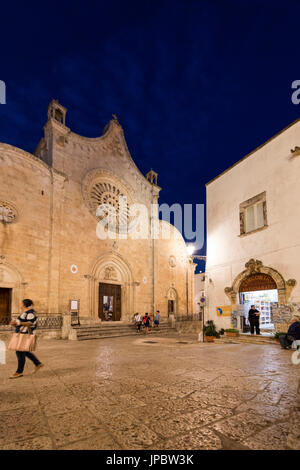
[215,334,277,346]
[73,323,175,341]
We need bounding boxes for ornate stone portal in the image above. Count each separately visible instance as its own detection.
[225,259,296,304]
[103,266,118,281]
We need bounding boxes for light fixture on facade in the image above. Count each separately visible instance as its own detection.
[187,245,195,256]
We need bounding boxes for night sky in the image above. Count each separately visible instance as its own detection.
[1,0,300,271]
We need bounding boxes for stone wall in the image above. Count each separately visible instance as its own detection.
[175,320,203,336]
[271,303,300,332]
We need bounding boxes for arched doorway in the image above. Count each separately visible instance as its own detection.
[0,262,24,324]
[167,287,177,316]
[88,251,134,322]
[239,273,278,330]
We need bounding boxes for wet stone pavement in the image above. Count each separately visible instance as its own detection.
[0,335,299,450]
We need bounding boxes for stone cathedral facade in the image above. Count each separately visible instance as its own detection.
[0,100,195,322]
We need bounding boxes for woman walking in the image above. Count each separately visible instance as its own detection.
[9,299,43,379]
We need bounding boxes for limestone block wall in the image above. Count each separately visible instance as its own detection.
[0,144,60,312]
[271,303,300,332]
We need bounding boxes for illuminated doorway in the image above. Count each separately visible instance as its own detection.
[239,273,278,330]
[98,283,121,321]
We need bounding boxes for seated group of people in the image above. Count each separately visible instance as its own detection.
[133,311,160,333]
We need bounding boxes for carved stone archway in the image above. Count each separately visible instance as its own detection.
[167,287,178,315]
[87,251,135,321]
[225,259,296,305]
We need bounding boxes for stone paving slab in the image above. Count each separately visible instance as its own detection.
[0,336,299,450]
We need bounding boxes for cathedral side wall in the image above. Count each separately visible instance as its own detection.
[0,146,53,312]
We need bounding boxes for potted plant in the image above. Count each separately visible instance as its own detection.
[204,320,220,342]
[224,328,240,337]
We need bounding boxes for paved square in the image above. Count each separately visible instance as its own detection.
[0,336,299,450]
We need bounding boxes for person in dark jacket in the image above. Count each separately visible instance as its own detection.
[279,317,300,349]
[9,299,43,378]
[143,313,151,335]
[248,305,261,335]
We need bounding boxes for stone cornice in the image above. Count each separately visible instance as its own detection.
[0,142,68,181]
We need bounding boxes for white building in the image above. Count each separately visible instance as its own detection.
[194,272,206,314]
[205,118,300,332]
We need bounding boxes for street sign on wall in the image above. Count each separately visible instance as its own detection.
[216,306,231,317]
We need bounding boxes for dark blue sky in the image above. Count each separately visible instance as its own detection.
[0,0,300,269]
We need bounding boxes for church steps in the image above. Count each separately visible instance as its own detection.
[73,322,175,340]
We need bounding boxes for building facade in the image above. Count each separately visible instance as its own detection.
[0,100,195,323]
[205,118,300,332]
[194,272,205,314]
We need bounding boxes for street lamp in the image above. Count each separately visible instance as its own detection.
[187,244,194,256]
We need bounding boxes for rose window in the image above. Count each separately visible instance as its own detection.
[90,182,130,231]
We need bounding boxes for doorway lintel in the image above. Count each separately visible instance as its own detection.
[225,259,296,304]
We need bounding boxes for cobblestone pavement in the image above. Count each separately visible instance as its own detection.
[0,336,299,450]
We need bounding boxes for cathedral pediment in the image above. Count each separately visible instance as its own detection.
[35,101,161,204]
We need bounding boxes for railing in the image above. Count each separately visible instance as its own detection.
[0,313,63,331]
[0,314,12,329]
[174,313,202,322]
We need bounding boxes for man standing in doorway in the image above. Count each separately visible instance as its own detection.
[248,304,261,335]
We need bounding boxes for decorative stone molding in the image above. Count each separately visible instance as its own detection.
[286,279,297,301]
[0,201,18,224]
[239,192,267,236]
[169,255,176,267]
[167,287,177,301]
[245,259,263,273]
[87,251,134,320]
[103,265,118,281]
[225,259,297,304]
[224,287,237,304]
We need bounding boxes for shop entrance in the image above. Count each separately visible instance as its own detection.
[0,288,12,324]
[239,273,278,330]
[98,283,121,321]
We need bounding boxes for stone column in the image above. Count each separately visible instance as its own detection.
[47,170,66,313]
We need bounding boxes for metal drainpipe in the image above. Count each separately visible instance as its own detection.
[202,305,205,342]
